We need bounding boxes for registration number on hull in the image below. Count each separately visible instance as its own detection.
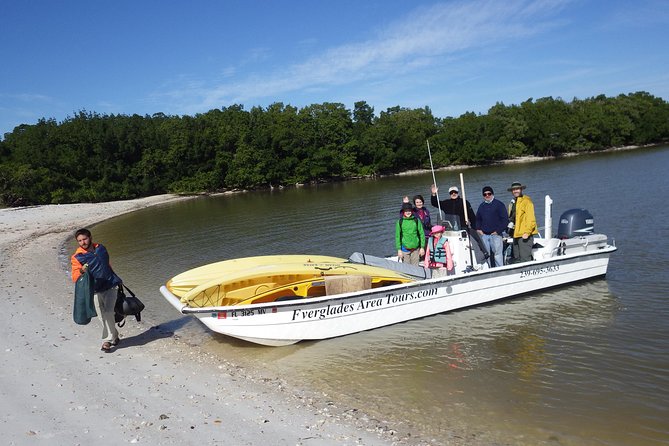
[519,264,560,279]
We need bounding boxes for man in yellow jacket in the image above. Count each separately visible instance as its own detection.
[507,181,538,263]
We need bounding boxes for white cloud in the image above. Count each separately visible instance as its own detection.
[159,0,572,114]
[0,93,53,103]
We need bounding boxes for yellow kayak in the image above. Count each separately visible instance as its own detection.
[167,255,347,298]
[169,257,414,308]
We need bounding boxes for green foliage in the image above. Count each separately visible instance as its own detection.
[0,162,74,206]
[1,92,668,206]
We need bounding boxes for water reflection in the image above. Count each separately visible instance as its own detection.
[195,280,620,443]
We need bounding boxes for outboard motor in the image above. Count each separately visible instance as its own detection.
[557,209,594,239]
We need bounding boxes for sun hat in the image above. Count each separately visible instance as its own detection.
[429,225,446,235]
[401,202,414,211]
[507,181,527,192]
[482,186,494,195]
[448,186,459,193]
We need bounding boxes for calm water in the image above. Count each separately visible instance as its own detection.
[72,146,669,445]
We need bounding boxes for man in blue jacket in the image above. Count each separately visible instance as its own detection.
[71,228,122,352]
[476,186,508,267]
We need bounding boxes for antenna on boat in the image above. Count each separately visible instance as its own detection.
[426,139,443,220]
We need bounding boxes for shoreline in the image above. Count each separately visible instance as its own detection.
[394,142,661,176]
[0,195,418,445]
[0,144,661,209]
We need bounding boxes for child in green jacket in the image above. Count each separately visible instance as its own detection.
[396,202,426,266]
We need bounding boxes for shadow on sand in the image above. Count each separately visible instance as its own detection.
[113,316,192,350]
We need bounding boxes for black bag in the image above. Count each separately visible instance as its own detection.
[114,284,145,327]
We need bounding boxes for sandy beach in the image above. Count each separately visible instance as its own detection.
[0,195,411,446]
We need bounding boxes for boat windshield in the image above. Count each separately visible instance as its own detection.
[439,214,461,231]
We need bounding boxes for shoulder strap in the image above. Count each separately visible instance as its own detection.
[122,283,135,297]
[429,236,436,262]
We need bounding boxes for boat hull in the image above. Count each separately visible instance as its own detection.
[160,245,615,346]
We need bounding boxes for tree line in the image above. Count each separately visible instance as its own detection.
[1,91,667,206]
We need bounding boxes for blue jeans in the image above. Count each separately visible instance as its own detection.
[481,234,504,267]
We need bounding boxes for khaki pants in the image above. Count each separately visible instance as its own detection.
[431,268,452,278]
[401,249,421,266]
[94,287,119,342]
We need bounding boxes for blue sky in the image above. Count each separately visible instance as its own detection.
[1,0,667,137]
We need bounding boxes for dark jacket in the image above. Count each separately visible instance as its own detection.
[476,198,508,235]
[430,195,476,229]
[413,207,432,238]
[71,243,122,292]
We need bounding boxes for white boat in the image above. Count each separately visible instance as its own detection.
[160,196,616,346]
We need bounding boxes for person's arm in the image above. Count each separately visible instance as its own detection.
[525,199,537,237]
[496,202,508,234]
[418,220,426,249]
[430,193,439,208]
[445,241,454,271]
[467,201,476,229]
[430,184,446,210]
[395,221,403,257]
[70,255,84,282]
[476,204,484,234]
[423,242,431,269]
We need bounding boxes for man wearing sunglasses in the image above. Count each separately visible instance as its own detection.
[430,183,489,267]
[429,184,476,230]
[476,186,508,267]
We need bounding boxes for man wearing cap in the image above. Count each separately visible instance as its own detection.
[476,186,508,267]
[430,183,490,265]
[395,202,426,265]
[507,181,538,263]
[429,184,476,229]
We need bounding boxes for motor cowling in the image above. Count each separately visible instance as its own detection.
[557,208,594,239]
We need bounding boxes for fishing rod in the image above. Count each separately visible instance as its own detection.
[426,139,444,221]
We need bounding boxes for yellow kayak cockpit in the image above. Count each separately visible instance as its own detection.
[166,257,415,308]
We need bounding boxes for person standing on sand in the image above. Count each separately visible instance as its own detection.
[70,228,122,352]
